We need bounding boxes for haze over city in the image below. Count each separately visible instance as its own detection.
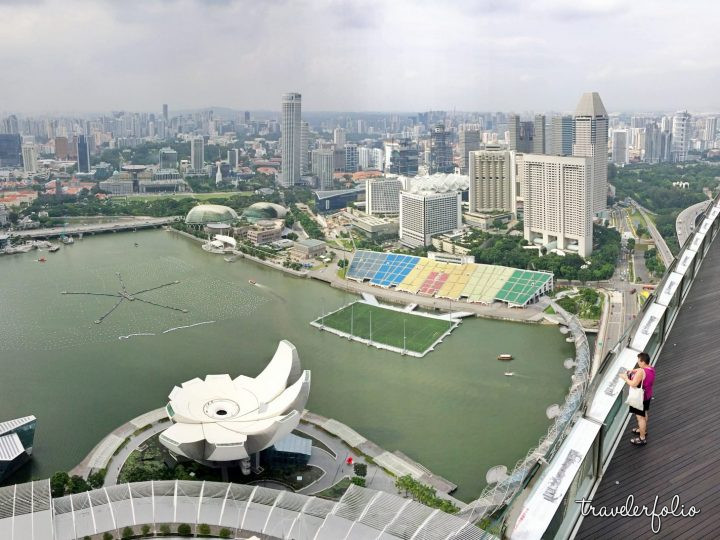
[1,0,719,113]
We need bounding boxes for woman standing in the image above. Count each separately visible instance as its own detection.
[619,351,656,445]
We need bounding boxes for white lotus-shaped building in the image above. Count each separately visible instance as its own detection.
[160,340,311,464]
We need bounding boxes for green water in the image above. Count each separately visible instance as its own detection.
[0,229,574,501]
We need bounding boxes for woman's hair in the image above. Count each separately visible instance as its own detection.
[637,352,650,364]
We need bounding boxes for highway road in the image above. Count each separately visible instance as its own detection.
[676,200,712,247]
[5,216,176,239]
[628,199,674,267]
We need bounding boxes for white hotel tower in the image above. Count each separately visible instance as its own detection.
[280,92,302,187]
[572,92,608,214]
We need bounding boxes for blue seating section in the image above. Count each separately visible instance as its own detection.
[347,251,420,287]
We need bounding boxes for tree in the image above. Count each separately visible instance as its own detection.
[353,463,368,477]
[50,471,69,497]
[351,476,366,487]
[68,474,90,494]
[103,533,114,540]
[121,526,134,539]
[219,528,232,538]
[88,469,106,489]
[141,524,151,535]
[177,523,192,536]
[198,523,211,535]
[159,524,171,534]
[492,218,505,230]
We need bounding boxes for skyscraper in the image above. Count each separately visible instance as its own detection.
[704,117,717,143]
[611,130,628,165]
[333,128,346,148]
[458,128,481,174]
[468,150,514,213]
[366,177,402,215]
[227,149,239,170]
[54,136,69,160]
[300,121,310,175]
[643,124,661,163]
[429,123,453,173]
[671,111,691,162]
[344,143,359,173]
[508,114,534,153]
[0,134,22,167]
[76,134,90,173]
[191,136,204,172]
[523,154,593,257]
[311,149,334,190]
[21,142,37,173]
[548,115,573,156]
[280,92,302,187]
[399,190,462,248]
[159,147,178,169]
[163,104,168,122]
[385,139,419,176]
[572,92,608,214]
[533,114,546,154]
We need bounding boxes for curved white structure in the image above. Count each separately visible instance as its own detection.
[160,340,310,463]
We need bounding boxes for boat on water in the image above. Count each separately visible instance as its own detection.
[37,257,47,263]
[497,354,513,361]
[49,245,60,253]
[504,372,515,376]
[248,279,256,285]
[62,236,74,245]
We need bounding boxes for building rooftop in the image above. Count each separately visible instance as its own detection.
[574,91,608,118]
[296,238,326,248]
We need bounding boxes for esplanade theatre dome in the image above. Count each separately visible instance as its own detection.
[185,204,239,225]
[242,202,288,223]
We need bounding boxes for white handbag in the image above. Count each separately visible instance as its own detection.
[625,370,645,410]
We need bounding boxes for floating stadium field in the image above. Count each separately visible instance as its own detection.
[347,250,554,307]
[311,301,458,357]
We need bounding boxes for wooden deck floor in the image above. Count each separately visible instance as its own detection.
[575,236,720,538]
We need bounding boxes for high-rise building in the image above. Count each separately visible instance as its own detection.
[54,136,69,160]
[21,142,37,173]
[311,149,334,190]
[399,190,462,248]
[458,128,481,174]
[333,127,346,148]
[191,136,204,172]
[300,121,310,174]
[572,92,608,214]
[280,92,302,187]
[548,115,573,156]
[227,149,239,169]
[704,117,717,143]
[643,124,661,163]
[429,123,453,173]
[671,111,691,162]
[358,147,372,170]
[611,130,628,165]
[244,111,251,124]
[344,143,359,173]
[163,104,169,122]
[0,134,22,167]
[76,134,90,173]
[385,139,418,176]
[533,114,546,154]
[508,114,534,152]
[660,130,673,163]
[468,150,514,213]
[2,115,19,135]
[159,147,178,169]
[523,154,593,257]
[366,177,402,215]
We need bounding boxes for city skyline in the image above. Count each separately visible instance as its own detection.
[1,0,719,114]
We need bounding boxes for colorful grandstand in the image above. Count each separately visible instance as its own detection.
[347,250,553,307]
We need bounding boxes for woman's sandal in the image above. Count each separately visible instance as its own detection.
[631,428,647,436]
[630,437,647,445]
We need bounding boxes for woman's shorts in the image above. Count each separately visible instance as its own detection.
[629,399,651,417]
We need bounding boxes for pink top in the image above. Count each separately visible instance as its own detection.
[630,367,656,400]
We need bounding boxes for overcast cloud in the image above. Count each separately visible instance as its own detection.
[1,0,718,113]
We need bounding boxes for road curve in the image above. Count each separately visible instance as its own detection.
[676,200,712,247]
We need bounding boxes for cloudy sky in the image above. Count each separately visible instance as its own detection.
[1,0,718,114]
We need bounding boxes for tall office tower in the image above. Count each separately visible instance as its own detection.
[344,143,359,173]
[671,111,691,162]
[2,115,19,134]
[429,123,454,173]
[227,149,239,169]
[644,124,661,163]
[358,147,372,170]
[385,139,419,176]
[191,136,205,172]
[163,104,169,122]
[533,114,546,154]
[661,116,673,132]
[572,92,608,214]
[333,127,346,147]
[76,134,90,173]
[508,114,534,152]
[311,149,335,190]
[366,177,402,215]
[659,131,673,162]
[300,121,310,174]
[399,190,462,247]
[468,150,514,212]
[244,111,251,124]
[21,142,37,173]
[548,115,573,156]
[371,148,384,171]
[159,147,178,169]
[54,136,70,160]
[280,92,302,187]
[523,154,593,257]
[611,130,629,165]
[458,128,481,174]
[704,117,717,143]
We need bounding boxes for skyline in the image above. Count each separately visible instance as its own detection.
[1,0,719,114]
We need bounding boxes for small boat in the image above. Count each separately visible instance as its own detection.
[504,372,515,377]
[134,243,139,247]
[497,354,513,361]
[248,279,256,285]
[37,257,47,263]
[49,245,60,253]
[62,236,74,245]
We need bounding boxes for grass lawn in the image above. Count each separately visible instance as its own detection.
[314,477,352,500]
[317,302,453,354]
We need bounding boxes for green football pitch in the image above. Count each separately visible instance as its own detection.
[316,302,454,354]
